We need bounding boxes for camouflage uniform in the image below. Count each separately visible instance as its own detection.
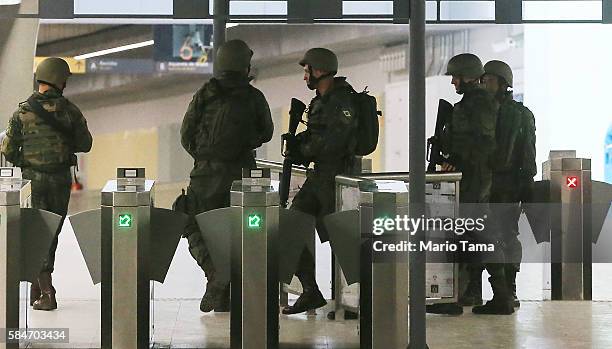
[490,91,536,302]
[2,88,93,273]
[439,81,513,314]
[290,76,358,302]
[180,71,273,299]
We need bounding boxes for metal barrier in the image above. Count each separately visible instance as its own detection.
[331,172,462,320]
[0,167,62,349]
[255,158,372,306]
[195,168,315,349]
[69,168,187,349]
[530,151,612,300]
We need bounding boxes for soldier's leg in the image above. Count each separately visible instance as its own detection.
[502,203,523,307]
[185,178,232,312]
[472,204,514,315]
[33,170,71,311]
[472,263,514,315]
[282,179,327,315]
[40,173,72,273]
[459,263,484,306]
[26,173,47,306]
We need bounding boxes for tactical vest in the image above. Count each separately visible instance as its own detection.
[306,86,357,173]
[20,99,74,169]
[494,99,524,173]
[450,88,497,165]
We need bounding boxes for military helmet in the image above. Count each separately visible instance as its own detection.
[35,57,71,88]
[484,60,513,87]
[299,48,338,73]
[216,39,253,72]
[445,53,484,79]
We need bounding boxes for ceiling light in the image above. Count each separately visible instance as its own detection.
[74,40,154,60]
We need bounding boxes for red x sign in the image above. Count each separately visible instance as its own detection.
[566,176,578,188]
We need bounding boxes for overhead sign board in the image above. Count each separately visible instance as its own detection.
[34,57,86,74]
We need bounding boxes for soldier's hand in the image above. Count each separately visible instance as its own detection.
[441,162,456,171]
[282,133,299,154]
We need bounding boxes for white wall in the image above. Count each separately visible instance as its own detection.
[524,24,612,181]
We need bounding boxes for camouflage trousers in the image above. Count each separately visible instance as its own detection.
[184,168,239,290]
[23,168,72,274]
[290,173,336,288]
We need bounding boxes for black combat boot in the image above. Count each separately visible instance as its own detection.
[281,286,327,315]
[213,285,230,313]
[33,272,57,311]
[426,302,464,315]
[459,267,483,306]
[472,273,514,315]
[506,268,520,308]
[200,284,225,313]
[30,281,41,306]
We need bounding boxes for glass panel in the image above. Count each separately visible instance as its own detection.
[343,1,393,15]
[440,1,495,21]
[74,0,173,15]
[229,1,288,15]
[523,1,602,21]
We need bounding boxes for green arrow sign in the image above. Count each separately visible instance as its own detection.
[118,214,132,228]
[248,214,262,229]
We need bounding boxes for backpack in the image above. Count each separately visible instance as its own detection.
[195,82,256,161]
[352,87,381,156]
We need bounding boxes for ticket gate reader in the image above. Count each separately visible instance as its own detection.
[196,168,315,349]
[526,151,612,300]
[324,180,409,349]
[69,168,187,349]
[0,168,62,349]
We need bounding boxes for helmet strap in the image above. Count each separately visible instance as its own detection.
[308,66,334,89]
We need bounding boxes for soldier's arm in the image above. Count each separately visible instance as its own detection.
[1,111,24,165]
[253,89,274,146]
[67,102,93,153]
[520,107,537,178]
[180,91,203,157]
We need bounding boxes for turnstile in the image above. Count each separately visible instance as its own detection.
[69,168,186,349]
[196,168,315,349]
[325,180,409,349]
[0,168,62,349]
[529,151,612,300]
[330,174,461,322]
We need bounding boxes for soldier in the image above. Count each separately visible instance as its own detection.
[460,60,536,308]
[180,39,273,312]
[1,57,93,311]
[426,53,514,315]
[281,48,358,315]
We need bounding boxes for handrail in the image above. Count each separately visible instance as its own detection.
[255,159,308,177]
[335,172,463,188]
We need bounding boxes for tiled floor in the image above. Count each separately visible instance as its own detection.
[22,299,612,349]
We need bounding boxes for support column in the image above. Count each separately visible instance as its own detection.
[212,0,228,77]
[408,0,427,348]
[0,1,39,129]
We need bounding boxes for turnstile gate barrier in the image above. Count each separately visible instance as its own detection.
[0,167,62,349]
[69,168,187,349]
[325,179,409,349]
[527,151,612,300]
[196,168,316,349]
